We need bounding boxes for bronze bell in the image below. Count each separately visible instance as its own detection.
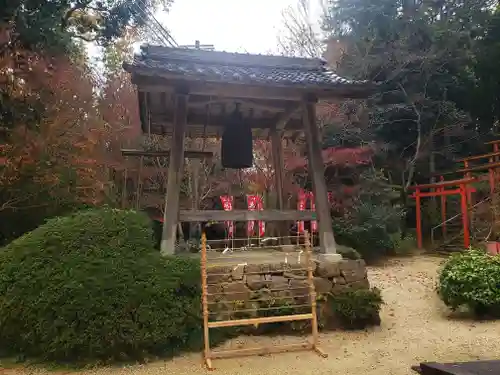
[221,104,253,169]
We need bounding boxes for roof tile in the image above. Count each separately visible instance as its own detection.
[125,45,372,89]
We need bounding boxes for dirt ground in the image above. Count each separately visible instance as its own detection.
[4,255,500,375]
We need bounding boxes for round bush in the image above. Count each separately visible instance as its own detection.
[327,287,383,329]
[438,249,500,317]
[0,208,202,363]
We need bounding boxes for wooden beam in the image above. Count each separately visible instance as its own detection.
[132,74,302,101]
[187,97,291,112]
[408,178,477,191]
[150,111,304,130]
[276,105,301,130]
[179,209,315,222]
[121,149,212,159]
[132,73,375,100]
[456,151,500,162]
[302,96,337,254]
[160,91,189,256]
[456,162,500,174]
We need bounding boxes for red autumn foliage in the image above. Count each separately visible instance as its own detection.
[0,43,111,211]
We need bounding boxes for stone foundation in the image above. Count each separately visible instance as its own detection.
[206,253,370,330]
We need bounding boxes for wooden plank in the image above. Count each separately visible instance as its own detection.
[188,96,292,112]
[160,92,188,256]
[207,313,313,328]
[121,149,213,159]
[150,111,304,130]
[302,97,337,254]
[211,342,313,359]
[179,209,315,222]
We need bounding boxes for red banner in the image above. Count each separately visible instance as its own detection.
[309,192,318,233]
[256,196,265,237]
[246,195,257,236]
[297,189,307,233]
[247,195,265,237]
[297,191,334,233]
[219,196,234,238]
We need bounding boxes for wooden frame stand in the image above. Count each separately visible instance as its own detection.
[200,232,327,370]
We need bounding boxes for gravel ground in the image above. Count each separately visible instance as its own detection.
[3,255,500,375]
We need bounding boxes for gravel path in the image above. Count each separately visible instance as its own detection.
[4,255,500,375]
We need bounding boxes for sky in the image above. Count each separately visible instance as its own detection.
[158,0,323,54]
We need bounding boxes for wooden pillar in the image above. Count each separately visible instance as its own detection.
[160,90,189,256]
[271,127,290,244]
[440,176,447,240]
[460,184,470,248]
[302,96,337,255]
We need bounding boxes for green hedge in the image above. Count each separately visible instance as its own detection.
[326,287,383,329]
[438,249,500,318]
[0,207,383,364]
[0,208,203,363]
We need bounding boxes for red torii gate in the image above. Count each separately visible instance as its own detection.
[408,177,477,249]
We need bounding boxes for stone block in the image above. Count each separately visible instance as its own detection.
[222,281,251,301]
[231,264,245,280]
[206,284,222,304]
[246,275,270,290]
[313,277,332,294]
[246,262,283,275]
[283,271,307,280]
[316,259,341,278]
[207,266,232,283]
[269,275,290,291]
[332,276,347,285]
[289,279,310,303]
[340,259,366,283]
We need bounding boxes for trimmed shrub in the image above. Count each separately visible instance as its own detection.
[327,288,383,329]
[0,208,204,363]
[438,249,500,318]
[333,202,405,263]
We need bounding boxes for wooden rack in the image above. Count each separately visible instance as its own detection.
[200,232,327,370]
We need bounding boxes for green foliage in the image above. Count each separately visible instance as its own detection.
[328,288,383,329]
[389,232,416,255]
[0,208,205,363]
[438,249,500,318]
[334,201,405,262]
[3,0,173,53]
[332,170,405,262]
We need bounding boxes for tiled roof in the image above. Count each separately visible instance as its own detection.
[124,45,373,90]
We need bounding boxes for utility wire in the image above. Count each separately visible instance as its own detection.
[127,0,178,47]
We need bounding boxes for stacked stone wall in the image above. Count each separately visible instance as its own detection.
[206,255,369,328]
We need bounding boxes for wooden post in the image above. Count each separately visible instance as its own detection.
[415,188,423,249]
[121,163,128,209]
[271,127,290,245]
[200,232,212,370]
[302,96,337,255]
[439,176,447,240]
[160,90,189,256]
[135,155,144,210]
[460,183,470,248]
